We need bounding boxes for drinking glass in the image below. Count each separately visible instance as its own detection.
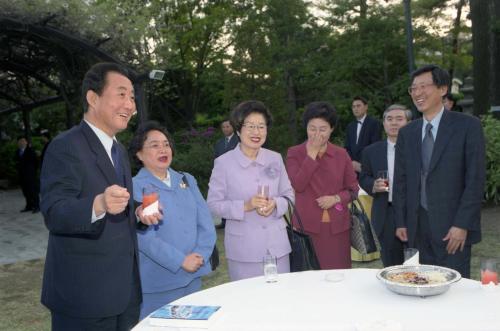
[263,254,278,283]
[257,184,269,213]
[403,248,419,266]
[480,258,499,285]
[142,184,159,216]
[377,170,389,192]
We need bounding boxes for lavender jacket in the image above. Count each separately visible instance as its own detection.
[207,145,294,262]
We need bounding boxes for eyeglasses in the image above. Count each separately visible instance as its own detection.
[242,123,267,131]
[144,142,170,150]
[408,83,436,95]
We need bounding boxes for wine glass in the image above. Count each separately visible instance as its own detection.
[377,170,389,192]
[257,184,269,213]
[263,253,278,283]
[480,258,499,285]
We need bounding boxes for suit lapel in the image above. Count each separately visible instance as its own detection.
[428,111,454,173]
[80,121,119,186]
[411,119,423,171]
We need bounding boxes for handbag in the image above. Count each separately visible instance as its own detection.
[349,194,380,255]
[180,173,219,271]
[283,196,321,272]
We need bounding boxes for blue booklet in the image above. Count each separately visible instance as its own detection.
[149,305,222,328]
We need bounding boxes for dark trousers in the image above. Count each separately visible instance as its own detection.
[416,207,472,278]
[378,204,404,267]
[21,180,39,209]
[51,261,141,331]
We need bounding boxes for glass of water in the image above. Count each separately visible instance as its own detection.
[263,254,278,283]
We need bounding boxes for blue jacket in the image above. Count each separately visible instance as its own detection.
[133,167,216,293]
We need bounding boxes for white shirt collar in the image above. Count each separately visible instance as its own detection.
[84,120,116,163]
[357,114,367,124]
[387,139,396,149]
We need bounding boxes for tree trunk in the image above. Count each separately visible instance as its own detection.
[491,0,500,118]
[449,0,466,79]
[285,68,297,144]
[471,0,491,116]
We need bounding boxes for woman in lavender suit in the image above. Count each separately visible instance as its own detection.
[207,100,294,281]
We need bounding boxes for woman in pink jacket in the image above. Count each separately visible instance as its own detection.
[207,100,294,281]
[286,102,358,269]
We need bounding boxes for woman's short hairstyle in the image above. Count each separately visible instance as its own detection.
[129,121,175,167]
[302,101,338,129]
[230,100,273,133]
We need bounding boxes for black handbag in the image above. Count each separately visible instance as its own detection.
[283,196,321,272]
[349,195,380,254]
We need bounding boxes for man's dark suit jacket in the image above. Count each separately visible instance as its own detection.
[15,145,38,184]
[40,121,141,318]
[214,134,239,159]
[345,115,383,162]
[359,140,390,237]
[393,110,486,247]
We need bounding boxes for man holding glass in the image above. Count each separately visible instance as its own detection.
[393,64,486,278]
[40,62,161,330]
[359,104,411,267]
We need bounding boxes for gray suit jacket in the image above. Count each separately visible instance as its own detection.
[393,110,486,246]
[214,134,239,159]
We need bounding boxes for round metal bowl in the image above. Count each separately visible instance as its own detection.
[376,264,462,297]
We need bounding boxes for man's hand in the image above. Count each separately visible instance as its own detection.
[182,253,204,272]
[372,178,388,193]
[316,195,340,210]
[352,161,362,173]
[395,227,408,242]
[136,204,162,225]
[94,185,130,216]
[443,226,467,254]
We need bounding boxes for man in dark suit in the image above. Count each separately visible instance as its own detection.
[213,119,239,229]
[15,136,40,213]
[344,96,383,174]
[360,104,412,267]
[394,64,486,278]
[40,62,161,330]
[214,119,239,159]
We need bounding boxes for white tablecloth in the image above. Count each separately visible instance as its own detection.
[133,269,500,331]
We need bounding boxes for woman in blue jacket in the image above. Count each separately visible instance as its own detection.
[130,121,216,320]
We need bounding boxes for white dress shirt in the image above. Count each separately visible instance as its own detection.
[356,114,367,144]
[84,120,117,222]
[387,139,396,202]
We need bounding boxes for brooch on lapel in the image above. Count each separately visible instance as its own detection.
[180,173,190,189]
[263,162,280,179]
[180,182,187,189]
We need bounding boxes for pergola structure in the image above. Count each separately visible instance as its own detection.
[0,15,149,140]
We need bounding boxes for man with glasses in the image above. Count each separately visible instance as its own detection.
[393,64,486,278]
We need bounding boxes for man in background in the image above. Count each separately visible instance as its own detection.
[214,119,239,159]
[345,96,383,174]
[359,104,411,266]
[15,136,39,213]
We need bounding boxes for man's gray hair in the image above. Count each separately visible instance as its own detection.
[383,104,412,121]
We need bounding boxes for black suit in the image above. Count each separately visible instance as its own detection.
[345,115,383,162]
[40,121,141,328]
[15,145,40,210]
[214,134,239,159]
[394,110,486,278]
[360,141,404,267]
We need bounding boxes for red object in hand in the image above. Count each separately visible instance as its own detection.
[481,269,499,285]
[142,192,159,208]
[383,180,389,187]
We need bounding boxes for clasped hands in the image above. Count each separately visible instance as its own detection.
[246,195,276,217]
[182,253,204,273]
[94,184,162,225]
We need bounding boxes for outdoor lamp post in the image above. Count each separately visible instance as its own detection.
[133,69,165,124]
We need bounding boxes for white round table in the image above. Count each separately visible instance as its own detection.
[133,268,500,331]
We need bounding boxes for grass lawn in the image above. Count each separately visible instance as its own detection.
[1,206,499,331]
